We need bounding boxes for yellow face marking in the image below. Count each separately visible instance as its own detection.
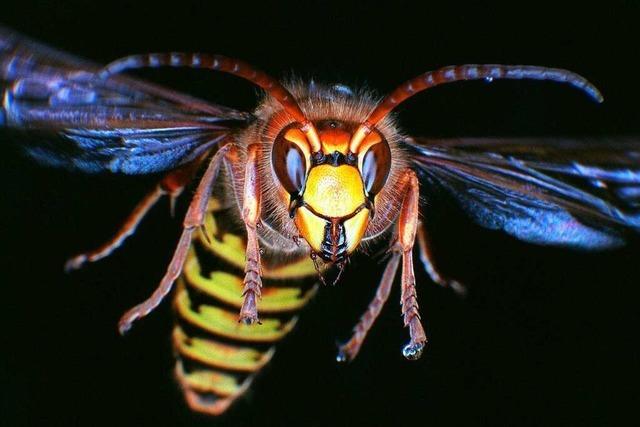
[357,131,384,171]
[357,131,382,154]
[284,127,312,161]
[344,208,370,254]
[303,164,365,217]
[294,206,326,253]
[295,164,371,257]
[284,128,307,146]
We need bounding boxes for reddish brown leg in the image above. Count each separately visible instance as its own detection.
[117,144,236,335]
[337,252,401,363]
[64,157,206,272]
[238,144,263,324]
[416,224,467,296]
[64,186,165,272]
[396,170,427,360]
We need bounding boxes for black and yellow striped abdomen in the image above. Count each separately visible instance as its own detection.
[173,199,319,415]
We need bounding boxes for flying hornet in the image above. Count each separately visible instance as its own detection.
[1,26,639,415]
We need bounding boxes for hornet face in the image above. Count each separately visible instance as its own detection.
[272,120,391,263]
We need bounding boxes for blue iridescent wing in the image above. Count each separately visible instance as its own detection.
[408,137,640,249]
[0,26,251,174]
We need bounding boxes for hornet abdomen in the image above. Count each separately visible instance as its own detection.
[173,198,319,415]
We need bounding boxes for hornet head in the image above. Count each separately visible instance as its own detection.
[271,119,392,263]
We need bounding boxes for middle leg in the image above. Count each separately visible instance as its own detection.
[118,144,236,334]
[416,223,467,296]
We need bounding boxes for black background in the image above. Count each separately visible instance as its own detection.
[1,1,639,426]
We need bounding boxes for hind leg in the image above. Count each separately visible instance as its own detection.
[65,156,206,271]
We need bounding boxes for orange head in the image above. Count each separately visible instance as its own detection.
[271,120,391,263]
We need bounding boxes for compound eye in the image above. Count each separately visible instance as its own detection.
[361,139,391,196]
[272,127,309,195]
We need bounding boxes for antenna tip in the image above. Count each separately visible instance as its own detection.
[584,82,604,103]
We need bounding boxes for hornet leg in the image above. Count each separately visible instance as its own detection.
[416,223,466,296]
[237,144,263,324]
[338,170,428,362]
[118,144,236,334]
[396,169,427,360]
[65,156,206,271]
[336,252,401,362]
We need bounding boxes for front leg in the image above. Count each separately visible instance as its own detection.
[238,144,263,324]
[336,252,401,362]
[396,169,427,360]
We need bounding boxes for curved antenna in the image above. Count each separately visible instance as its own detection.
[349,64,604,153]
[100,52,322,152]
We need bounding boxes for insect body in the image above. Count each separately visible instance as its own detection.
[174,197,319,413]
[2,27,639,415]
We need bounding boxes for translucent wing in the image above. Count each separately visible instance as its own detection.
[408,137,640,249]
[0,26,250,174]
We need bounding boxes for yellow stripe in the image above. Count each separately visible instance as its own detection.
[197,213,319,279]
[207,198,223,213]
[197,213,246,270]
[175,284,297,342]
[173,326,274,372]
[179,376,253,416]
[183,251,317,313]
[264,256,322,280]
[175,360,242,397]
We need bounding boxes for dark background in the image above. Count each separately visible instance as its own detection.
[1,1,639,426]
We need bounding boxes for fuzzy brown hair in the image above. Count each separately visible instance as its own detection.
[225,81,412,260]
